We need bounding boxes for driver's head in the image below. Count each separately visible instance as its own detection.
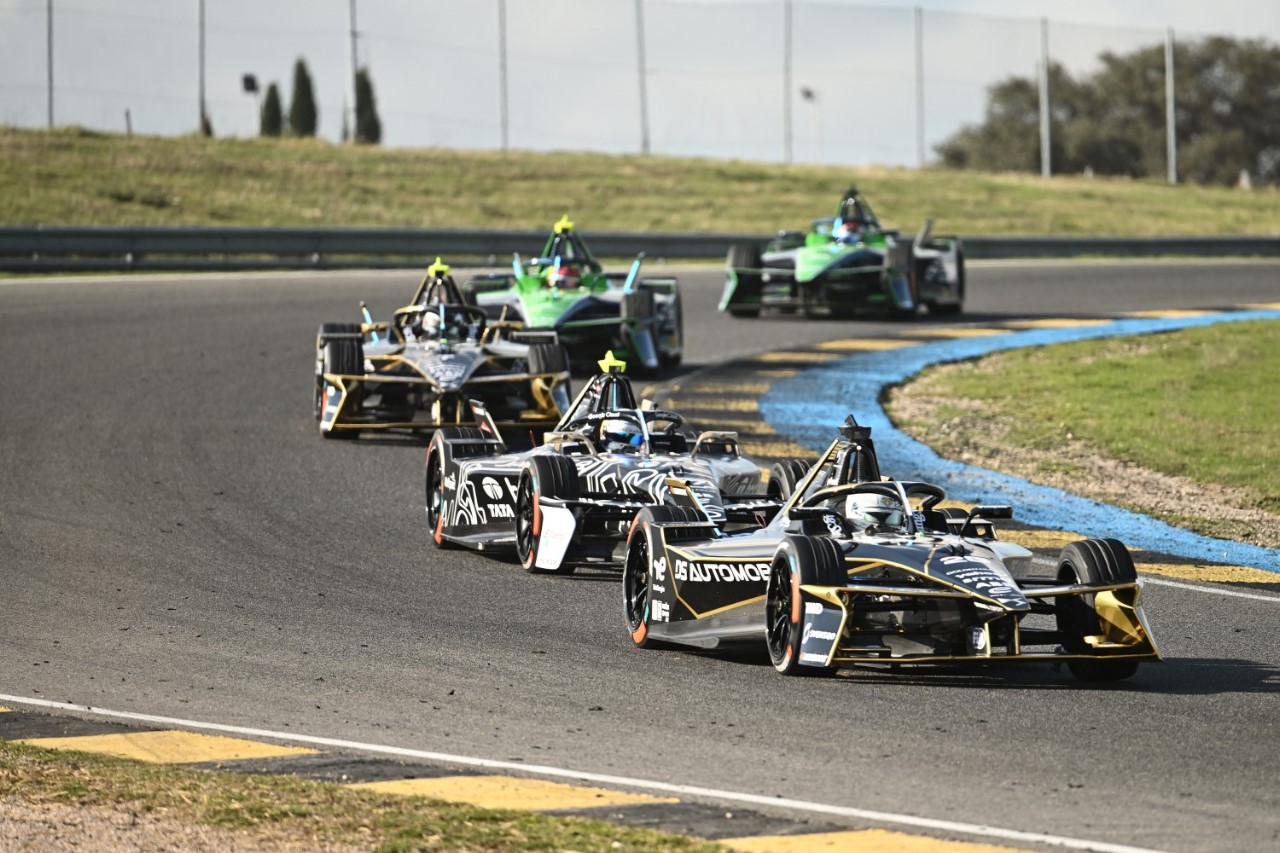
[419,310,443,337]
[600,418,643,451]
[549,263,580,289]
[845,492,905,532]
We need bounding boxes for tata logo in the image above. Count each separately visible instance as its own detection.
[481,477,503,500]
[487,504,515,519]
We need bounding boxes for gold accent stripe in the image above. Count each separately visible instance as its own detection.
[815,339,915,351]
[16,731,316,764]
[900,327,1011,338]
[722,828,1032,851]
[349,775,676,809]
[1001,318,1113,329]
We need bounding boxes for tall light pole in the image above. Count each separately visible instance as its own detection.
[783,0,792,164]
[46,0,54,128]
[1038,17,1051,178]
[1165,28,1177,185]
[348,0,359,141]
[198,0,206,132]
[914,6,924,168]
[498,0,509,150]
[634,0,650,155]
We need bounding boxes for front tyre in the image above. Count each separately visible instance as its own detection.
[765,536,845,676]
[1056,538,1141,682]
[515,455,580,575]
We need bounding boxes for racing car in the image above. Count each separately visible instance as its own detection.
[314,258,572,439]
[623,415,1160,682]
[721,185,965,319]
[461,216,683,373]
[424,353,784,574]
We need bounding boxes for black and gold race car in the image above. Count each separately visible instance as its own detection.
[623,416,1161,682]
[315,259,572,439]
[424,354,785,574]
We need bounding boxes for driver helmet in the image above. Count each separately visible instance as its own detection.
[600,418,644,451]
[836,218,861,239]
[845,492,906,532]
[418,309,443,337]
[549,262,580,289]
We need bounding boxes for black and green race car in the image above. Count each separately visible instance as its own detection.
[721,186,965,319]
[462,216,683,373]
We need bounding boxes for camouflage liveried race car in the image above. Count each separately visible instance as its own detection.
[424,354,788,574]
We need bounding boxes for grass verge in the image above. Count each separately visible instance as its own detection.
[889,319,1280,541]
[0,740,721,852]
[4,126,1280,236]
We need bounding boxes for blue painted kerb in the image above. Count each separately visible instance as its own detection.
[760,310,1280,574]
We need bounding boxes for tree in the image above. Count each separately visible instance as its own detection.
[288,58,318,137]
[200,111,214,138]
[354,66,382,144]
[260,83,284,137]
[934,36,1280,186]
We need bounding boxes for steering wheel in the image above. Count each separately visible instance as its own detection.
[643,410,684,434]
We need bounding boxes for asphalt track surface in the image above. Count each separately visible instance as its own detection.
[3,261,1279,852]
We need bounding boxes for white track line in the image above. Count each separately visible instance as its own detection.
[0,694,1168,853]
[1031,557,1280,603]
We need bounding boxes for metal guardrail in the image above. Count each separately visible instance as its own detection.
[1,226,1277,272]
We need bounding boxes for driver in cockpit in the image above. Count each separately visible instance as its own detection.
[821,492,908,538]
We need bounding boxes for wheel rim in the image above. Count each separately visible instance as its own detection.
[515,477,535,563]
[624,533,650,632]
[765,559,793,664]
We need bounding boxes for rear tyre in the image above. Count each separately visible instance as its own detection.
[765,536,846,676]
[516,455,580,575]
[725,243,763,318]
[767,458,815,501]
[528,342,572,397]
[657,288,684,369]
[1056,538,1141,682]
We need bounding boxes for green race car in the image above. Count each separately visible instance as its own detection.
[721,186,965,319]
[463,216,684,373]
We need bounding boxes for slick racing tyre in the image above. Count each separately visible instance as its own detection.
[1055,538,1141,682]
[623,506,709,650]
[424,428,485,549]
[656,287,684,370]
[317,323,363,439]
[516,455,580,575]
[725,243,762,318]
[766,536,846,677]
[766,458,815,501]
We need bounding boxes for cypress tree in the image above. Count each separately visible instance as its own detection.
[354,67,382,144]
[260,83,284,137]
[288,58,318,137]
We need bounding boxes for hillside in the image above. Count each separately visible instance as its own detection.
[3,126,1279,236]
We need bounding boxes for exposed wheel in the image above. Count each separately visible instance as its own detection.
[725,243,763,318]
[516,455,581,574]
[888,270,919,321]
[656,288,684,369]
[622,506,708,649]
[621,288,655,321]
[765,536,846,676]
[424,428,484,549]
[318,324,364,440]
[767,458,814,501]
[1056,538,1141,682]
[927,250,965,316]
[315,323,360,420]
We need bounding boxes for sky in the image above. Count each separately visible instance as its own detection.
[1,0,1277,168]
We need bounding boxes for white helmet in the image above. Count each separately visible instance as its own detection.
[845,492,906,532]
